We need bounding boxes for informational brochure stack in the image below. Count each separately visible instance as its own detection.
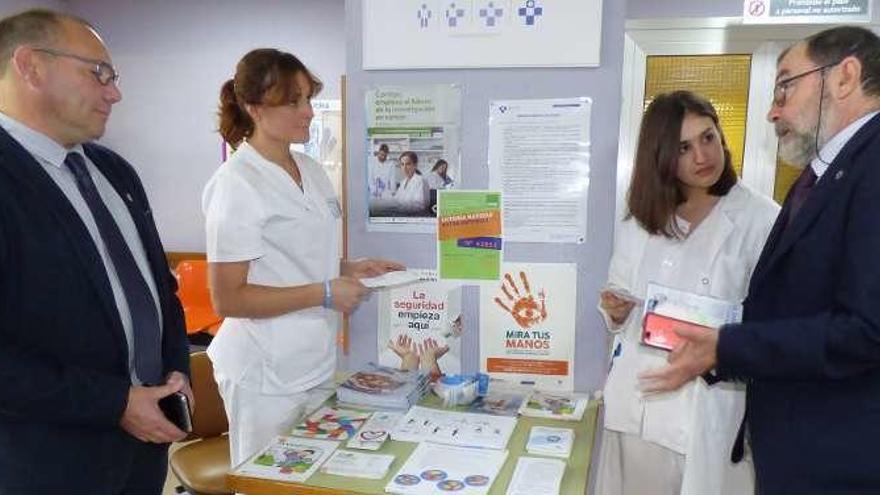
[525,426,575,459]
[336,362,429,410]
[319,450,395,480]
[518,391,589,421]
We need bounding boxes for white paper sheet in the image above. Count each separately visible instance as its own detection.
[505,456,566,495]
[386,442,508,495]
[391,406,517,450]
[488,98,591,244]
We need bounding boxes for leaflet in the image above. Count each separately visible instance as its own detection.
[386,443,508,495]
[320,450,395,480]
[347,411,403,450]
[505,456,566,495]
[232,436,338,483]
[360,270,424,289]
[643,282,743,327]
[392,406,517,450]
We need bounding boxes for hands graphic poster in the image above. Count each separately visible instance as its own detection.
[377,271,463,376]
[480,262,576,391]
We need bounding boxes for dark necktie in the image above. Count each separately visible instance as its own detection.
[64,152,162,384]
[785,165,818,228]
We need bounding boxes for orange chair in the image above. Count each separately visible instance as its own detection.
[175,260,223,336]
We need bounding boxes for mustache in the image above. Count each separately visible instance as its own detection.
[774,122,790,137]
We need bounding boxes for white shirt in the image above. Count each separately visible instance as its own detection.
[600,183,780,495]
[394,173,428,212]
[0,111,161,384]
[203,142,341,394]
[425,170,453,190]
[811,110,879,180]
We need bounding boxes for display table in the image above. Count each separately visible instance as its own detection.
[228,396,599,495]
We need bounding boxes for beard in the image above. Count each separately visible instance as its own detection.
[775,121,817,166]
[774,88,835,167]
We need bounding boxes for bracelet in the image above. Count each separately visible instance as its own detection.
[322,280,333,309]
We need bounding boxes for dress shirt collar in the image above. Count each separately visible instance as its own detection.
[811,110,879,180]
[0,111,86,167]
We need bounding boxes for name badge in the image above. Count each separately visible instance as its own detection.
[327,198,342,218]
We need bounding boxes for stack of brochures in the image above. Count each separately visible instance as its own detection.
[518,391,589,421]
[525,426,575,459]
[336,362,429,410]
[506,456,566,495]
[319,450,396,480]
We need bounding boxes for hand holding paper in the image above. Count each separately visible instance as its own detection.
[359,269,421,289]
[345,258,406,280]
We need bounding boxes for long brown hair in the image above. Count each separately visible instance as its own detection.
[626,90,737,238]
[218,48,323,148]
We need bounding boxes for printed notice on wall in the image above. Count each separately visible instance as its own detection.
[742,0,871,24]
[480,262,577,391]
[488,98,591,244]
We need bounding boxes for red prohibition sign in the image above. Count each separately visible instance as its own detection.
[749,0,767,17]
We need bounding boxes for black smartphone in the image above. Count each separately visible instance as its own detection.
[159,391,193,433]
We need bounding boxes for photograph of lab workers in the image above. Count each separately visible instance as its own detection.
[203,47,405,466]
[367,143,398,199]
[393,151,430,214]
[425,158,455,214]
[594,90,779,495]
[426,158,455,190]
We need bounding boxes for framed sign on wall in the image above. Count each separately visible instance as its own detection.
[363,0,604,69]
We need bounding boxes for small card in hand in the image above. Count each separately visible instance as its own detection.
[642,312,711,352]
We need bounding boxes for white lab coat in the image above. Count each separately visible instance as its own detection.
[599,183,779,495]
[203,142,341,396]
[368,156,398,199]
[394,173,428,212]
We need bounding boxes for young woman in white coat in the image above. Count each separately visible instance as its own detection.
[204,48,404,466]
[595,91,780,495]
[393,151,429,213]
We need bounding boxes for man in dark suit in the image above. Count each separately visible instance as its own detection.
[640,26,880,493]
[0,9,190,494]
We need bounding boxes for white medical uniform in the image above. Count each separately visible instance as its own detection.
[394,173,428,212]
[202,142,340,465]
[595,183,779,495]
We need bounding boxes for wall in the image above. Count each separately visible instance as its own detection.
[0,0,68,16]
[627,0,742,19]
[69,0,346,251]
[344,0,626,394]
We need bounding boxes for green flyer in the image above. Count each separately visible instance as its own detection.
[437,190,503,281]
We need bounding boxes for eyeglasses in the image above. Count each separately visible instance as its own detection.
[772,60,841,107]
[32,47,120,86]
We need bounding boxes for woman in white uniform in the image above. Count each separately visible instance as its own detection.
[204,48,404,466]
[595,91,779,495]
[393,151,428,213]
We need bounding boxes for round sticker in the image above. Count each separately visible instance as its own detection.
[437,480,465,491]
[464,475,490,486]
[394,474,421,486]
[421,469,448,481]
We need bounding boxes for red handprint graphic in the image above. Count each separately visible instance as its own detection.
[494,271,547,328]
